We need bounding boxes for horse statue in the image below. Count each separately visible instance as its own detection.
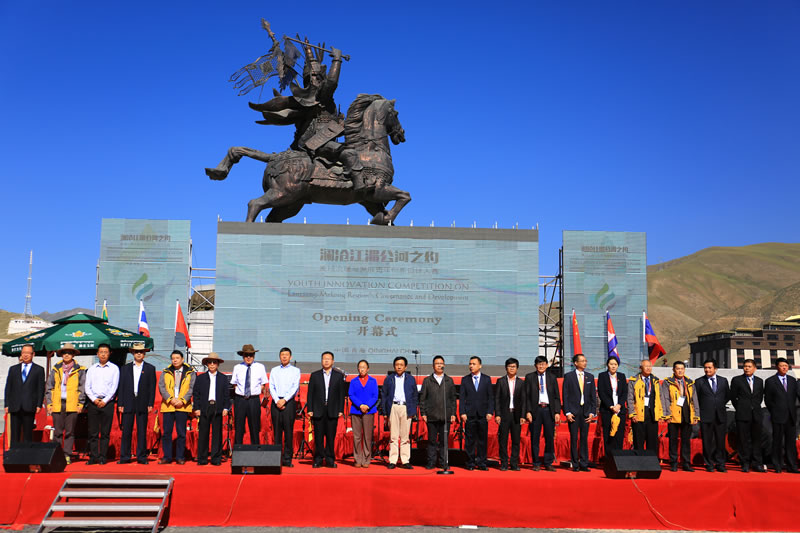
[205,94,411,225]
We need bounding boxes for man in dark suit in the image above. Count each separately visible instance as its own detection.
[525,355,561,471]
[459,356,494,470]
[495,357,526,471]
[562,353,597,472]
[381,356,419,469]
[117,342,157,464]
[306,351,346,468]
[4,344,45,444]
[695,358,730,472]
[597,356,627,456]
[193,353,231,466]
[730,358,765,472]
[764,357,800,473]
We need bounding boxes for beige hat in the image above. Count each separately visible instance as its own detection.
[57,343,80,356]
[202,352,225,365]
[129,342,151,353]
[237,344,259,356]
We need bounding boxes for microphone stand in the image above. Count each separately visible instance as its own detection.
[437,372,454,475]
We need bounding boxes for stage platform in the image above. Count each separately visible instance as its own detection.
[1,457,797,531]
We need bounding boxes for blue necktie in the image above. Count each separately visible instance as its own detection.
[22,365,29,383]
[711,377,717,393]
[539,374,544,391]
[473,375,479,390]
[244,364,252,399]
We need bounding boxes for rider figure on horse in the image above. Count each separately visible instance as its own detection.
[247,42,365,189]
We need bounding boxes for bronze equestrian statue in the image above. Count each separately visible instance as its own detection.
[206,23,411,225]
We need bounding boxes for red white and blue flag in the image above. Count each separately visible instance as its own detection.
[644,312,666,362]
[607,311,620,362]
[138,300,150,338]
[174,300,191,350]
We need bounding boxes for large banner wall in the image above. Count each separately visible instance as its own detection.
[214,223,539,366]
[96,219,191,363]
[563,230,647,374]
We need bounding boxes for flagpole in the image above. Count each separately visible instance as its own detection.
[174,299,179,351]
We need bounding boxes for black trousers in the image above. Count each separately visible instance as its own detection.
[87,401,115,461]
[464,415,488,467]
[234,396,261,445]
[9,410,36,445]
[600,410,624,457]
[120,410,149,461]
[771,421,798,471]
[531,408,556,466]
[568,415,590,468]
[197,403,223,464]
[497,413,522,467]
[632,409,659,452]
[668,422,692,466]
[426,420,447,467]
[700,420,726,468]
[271,399,295,464]
[736,418,763,467]
[312,414,337,464]
[161,411,187,462]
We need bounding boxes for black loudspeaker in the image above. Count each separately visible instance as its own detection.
[3,442,67,473]
[604,449,662,479]
[230,444,282,474]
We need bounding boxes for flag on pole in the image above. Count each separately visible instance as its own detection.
[571,309,583,355]
[607,311,620,362]
[138,301,150,338]
[644,312,666,362]
[101,299,109,322]
[174,300,191,350]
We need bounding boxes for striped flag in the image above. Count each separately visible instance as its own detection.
[607,311,620,362]
[138,300,150,338]
[643,312,666,362]
[174,300,191,350]
[571,309,583,355]
[101,299,109,322]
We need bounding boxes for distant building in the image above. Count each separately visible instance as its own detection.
[7,318,53,335]
[690,318,800,369]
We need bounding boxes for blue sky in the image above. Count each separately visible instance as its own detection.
[1,1,798,314]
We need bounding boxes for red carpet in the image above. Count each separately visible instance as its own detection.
[1,458,798,530]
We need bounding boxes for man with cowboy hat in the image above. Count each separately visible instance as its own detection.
[193,352,231,465]
[117,342,157,464]
[230,344,268,445]
[45,343,86,464]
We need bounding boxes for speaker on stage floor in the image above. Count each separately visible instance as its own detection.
[230,444,282,474]
[3,442,67,473]
[603,449,662,479]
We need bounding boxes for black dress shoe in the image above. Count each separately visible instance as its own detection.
[571,467,580,472]
[477,464,488,471]
[545,465,557,472]
[86,459,98,465]
[425,464,435,470]
[579,466,590,472]
[137,459,149,465]
[774,468,782,474]
[499,465,508,471]
[283,463,294,468]
[98,458,107,465]
[682,465,695,472]
[787,467,800,474]
[197,461,208,466]
[741,465,750,473]
[117,459,131,465]
[176,459,186,465]
[465,464,474,471]
[532,465,541,471]
[400,463,413,470]
[753,465,766,473]
[670,464,678,472]
[705,466,715,472]
[158,458,172,465]
[716,465,727,473]
[211,460,221,466]
[386,463,396,469]
[511,465,520,471]
[326,462,338,468]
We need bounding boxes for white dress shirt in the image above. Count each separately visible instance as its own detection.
[393,373,407,403]
[269,364,301,401]
[133,361,143,396]
[433,373,444,385]
[507,376,516,409]
[610,373,618,405]
[323,369,332,401]
[230,361,268,396]
[86,361,120,403]
[577,371,585,406]
[538,372,549,404]
[208,371,217,402]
